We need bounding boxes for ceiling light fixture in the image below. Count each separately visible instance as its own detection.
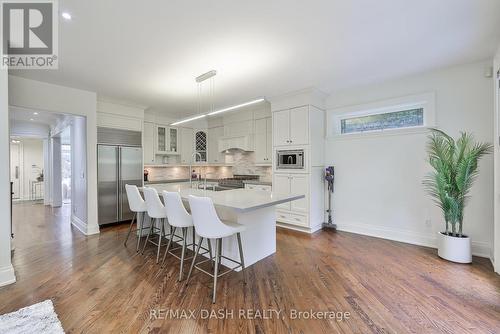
[61,12,72,20]
[207,98,265,116]
[171,114,207,126]
[170,70,216,126]
[30,118,34,121]
[33,112,38,115]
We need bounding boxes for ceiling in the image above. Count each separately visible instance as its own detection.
[9,106,66,127]
[10,0,500,117]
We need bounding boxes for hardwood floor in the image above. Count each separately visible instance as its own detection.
[1,202,499,333]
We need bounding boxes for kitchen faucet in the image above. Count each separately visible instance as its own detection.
[189,152,208,190]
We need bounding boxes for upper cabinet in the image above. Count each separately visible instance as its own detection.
[273,106,309,146]
[143,122,156,164]
[155,125,179,154]
[254,117,272,164]
[208,126,224,164]
[194,130,207,162]
[180,127,193,164]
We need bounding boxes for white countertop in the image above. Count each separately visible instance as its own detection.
[145,184,304,213]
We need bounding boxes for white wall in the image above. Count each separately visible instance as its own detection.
[494,47,500,273]
[71,117,88,225]
[8,76,99,235]
[326,60,494,258]
[0,69,15,286]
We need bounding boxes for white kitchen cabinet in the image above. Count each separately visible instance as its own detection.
[255,117,272,164]
[273,174,291,210]
[180,127,193,164]
[194,130,207,163]
[273,173,310,227]
[244,183,271,192]
[156,125,179,154]
[273,110,290,146]
[290,174,308,212]
[208,126,224,164]
[289,107,309,145]
[143,122,155,164]
[273,106,309,146]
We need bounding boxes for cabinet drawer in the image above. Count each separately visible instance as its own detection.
[276,210,308,227]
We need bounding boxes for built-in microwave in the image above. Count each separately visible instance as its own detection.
[276,149,305,170]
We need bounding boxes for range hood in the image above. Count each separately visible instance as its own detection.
[218,135,254,152]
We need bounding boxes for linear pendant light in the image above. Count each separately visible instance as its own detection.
[170,114,207,126]
[207,98,265,116]
[170,98,266,126]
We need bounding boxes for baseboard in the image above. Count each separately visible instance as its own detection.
[0,264,16,287]
[336,222,491,259]
[71,215,100,236]
[276,222,322,234]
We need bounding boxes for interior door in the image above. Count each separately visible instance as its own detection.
[120,146,143,221]
[273,109,290,146]
[98,145,119,225]
[10,142,21,199]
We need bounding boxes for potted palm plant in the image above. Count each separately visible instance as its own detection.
[424,129,492,263]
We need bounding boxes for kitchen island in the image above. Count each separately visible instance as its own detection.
[144,185,304,269]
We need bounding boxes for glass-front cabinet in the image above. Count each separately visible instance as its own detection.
[156,125,179,154]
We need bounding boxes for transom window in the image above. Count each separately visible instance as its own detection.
[329,93,435,137]
[340,108,424,134]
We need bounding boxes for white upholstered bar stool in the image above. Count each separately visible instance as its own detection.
[185,195,247,304]
[142,187,170,263]
[124,184,149,251]
[160,191,212,281]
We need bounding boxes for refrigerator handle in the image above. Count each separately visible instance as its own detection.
[117,147,121,221]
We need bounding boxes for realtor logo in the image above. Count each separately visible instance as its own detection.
[1,0,58,69]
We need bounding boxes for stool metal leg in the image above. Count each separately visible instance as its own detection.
[161,226,177,267]
[237,233,246,284]
[179,227,187,281]
[212,238,221,304]
[136,212,145,252]
[124,213,137,246]
[186,237,203,285]
[192,227,196,252]
[156,219,164,263]
[207,239,213,269]
[141,217,155,254]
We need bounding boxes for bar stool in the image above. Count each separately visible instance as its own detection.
[185,195,247,303]
[141,187,170,263]
[124,184,149,251]
[160,191,212,281]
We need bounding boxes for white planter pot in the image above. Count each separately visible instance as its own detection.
[437,232,472,263]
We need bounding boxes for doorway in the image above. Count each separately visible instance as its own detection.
[10,141,20,199]
[9,106,87,250]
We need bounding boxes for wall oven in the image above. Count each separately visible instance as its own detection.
[276,149,305,170]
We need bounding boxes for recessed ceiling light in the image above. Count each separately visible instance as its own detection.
[30,118,34,121]
[33,112,38,115]
[61,12,72,20]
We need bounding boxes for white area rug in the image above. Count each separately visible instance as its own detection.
[0,300,64,334]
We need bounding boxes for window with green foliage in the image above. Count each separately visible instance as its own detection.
[340,108,424,134]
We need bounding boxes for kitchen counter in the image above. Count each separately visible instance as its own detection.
[145,179,219,185]
[242,180,272,186]
[147,186,300,213]
[143,185,304,269]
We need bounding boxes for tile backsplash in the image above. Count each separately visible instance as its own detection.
[145,151,272,182]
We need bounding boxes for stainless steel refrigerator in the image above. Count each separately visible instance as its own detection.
[97,128,143,225]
